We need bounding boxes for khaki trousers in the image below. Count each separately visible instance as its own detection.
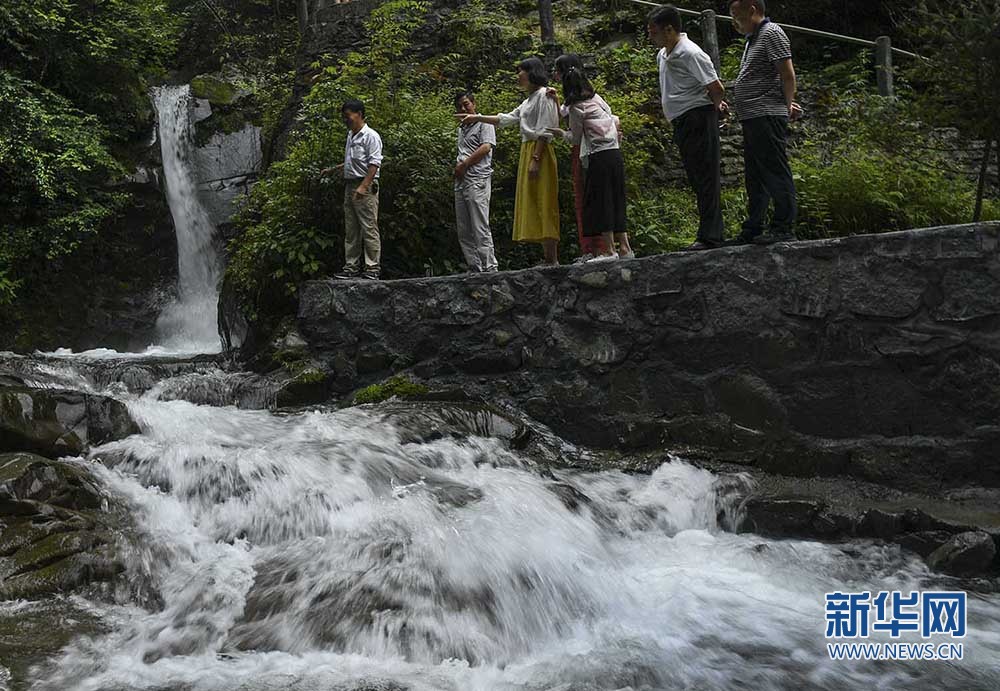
[343,179,381,271]
[454,176,497,272]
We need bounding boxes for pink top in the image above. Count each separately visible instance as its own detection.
[563,93,621,159]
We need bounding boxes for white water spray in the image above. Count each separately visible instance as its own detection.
[151,85,222,354]
[25,391,1000,690]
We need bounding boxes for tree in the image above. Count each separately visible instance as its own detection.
[908,0,1000,221]
[539,0,554,43]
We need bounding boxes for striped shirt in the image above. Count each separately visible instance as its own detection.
[733,20,793,121]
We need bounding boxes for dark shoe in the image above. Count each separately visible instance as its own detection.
[724,231,760,246]
[683,240,721,251]
[751,231,796,245]
[361,270,381,280]
[334,267,361,280]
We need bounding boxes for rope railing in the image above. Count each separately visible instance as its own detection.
[627,0,922,97]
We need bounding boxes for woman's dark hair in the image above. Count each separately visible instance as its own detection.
[517,57,549,87]
[560,64,596,106]
[453,91,475,110]
[341,99,366,118]
[554,53,585,77]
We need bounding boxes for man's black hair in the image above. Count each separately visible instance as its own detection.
[647,5,682,33]
[517,57,549,87]
[341,99,366,118]
[454,91,476,110]
[730,0,767,15]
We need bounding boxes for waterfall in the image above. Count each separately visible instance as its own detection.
[151,85,222,354]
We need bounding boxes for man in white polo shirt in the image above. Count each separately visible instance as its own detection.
[649,4,727,251]
[336,99,383,280]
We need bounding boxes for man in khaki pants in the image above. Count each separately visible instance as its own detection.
[331,99,383,280]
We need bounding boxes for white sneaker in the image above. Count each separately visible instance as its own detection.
[587,252,619,263]
[619,250,636,260]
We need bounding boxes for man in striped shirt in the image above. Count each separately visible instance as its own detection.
[725,0,801,244]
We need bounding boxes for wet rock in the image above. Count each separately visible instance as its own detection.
[926,531,998,576]
[0,453,124,599]
[895,530,954,558]
[741,498,848,540]
[0,385,139,457]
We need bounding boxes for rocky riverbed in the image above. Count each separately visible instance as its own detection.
[1,347,999,690]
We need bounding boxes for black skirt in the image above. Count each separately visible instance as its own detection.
[582,148,627,237]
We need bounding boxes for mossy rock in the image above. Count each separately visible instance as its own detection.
[354,376,430,405]
[0,548,120,600]
[0,452,107,512]
[190,74,240,105]
[11,529,105,575]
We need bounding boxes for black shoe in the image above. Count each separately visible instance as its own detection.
[724,231,760,246]
[751,231,797,245]
[683,240,721,251]
[334,267,361,280]
[361,270,381,280]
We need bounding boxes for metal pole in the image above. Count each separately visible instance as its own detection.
[701,9,721,75]
[876,36,894,97]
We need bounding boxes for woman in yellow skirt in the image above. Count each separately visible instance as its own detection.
[456,58,561,265]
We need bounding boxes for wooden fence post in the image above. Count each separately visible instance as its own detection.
[876,35,894,98]
[701,10,721,76]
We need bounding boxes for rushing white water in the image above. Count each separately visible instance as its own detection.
[151,85,222,354]
[24,389,1000,690]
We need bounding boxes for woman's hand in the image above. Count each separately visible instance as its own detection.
[545,127,564,139]
[528,157,541,178]
[545,87,559,101]
[455,113,477,125]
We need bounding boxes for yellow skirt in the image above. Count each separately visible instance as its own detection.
[513,141,560,243]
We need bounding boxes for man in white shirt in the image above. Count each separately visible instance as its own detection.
[454,92,498,272]
[649,5,727,251]
[335,99,383,280]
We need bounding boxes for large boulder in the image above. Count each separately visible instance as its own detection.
[926,531,998,577]
[0,386,139,458]
[0,453,124,599]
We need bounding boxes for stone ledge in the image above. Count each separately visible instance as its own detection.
[298,223,1000,491]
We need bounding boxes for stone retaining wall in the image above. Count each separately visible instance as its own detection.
[299,223,1000,492]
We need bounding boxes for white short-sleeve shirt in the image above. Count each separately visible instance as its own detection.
[343,124,383,180]
[658,34,719,121]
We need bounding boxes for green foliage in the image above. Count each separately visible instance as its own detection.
[792,54,998,235]
[1,0,179,141]
[0,74,129,306]
[0,0,181,307]
[906,0,1000,143]
[354,375,430,405]
[794,147,987,238]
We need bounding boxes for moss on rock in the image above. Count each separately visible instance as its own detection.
[354,376,430,405]
[190,74,239,105]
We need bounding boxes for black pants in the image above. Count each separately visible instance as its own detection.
[673,105,723,244]
[741,115,797,235]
